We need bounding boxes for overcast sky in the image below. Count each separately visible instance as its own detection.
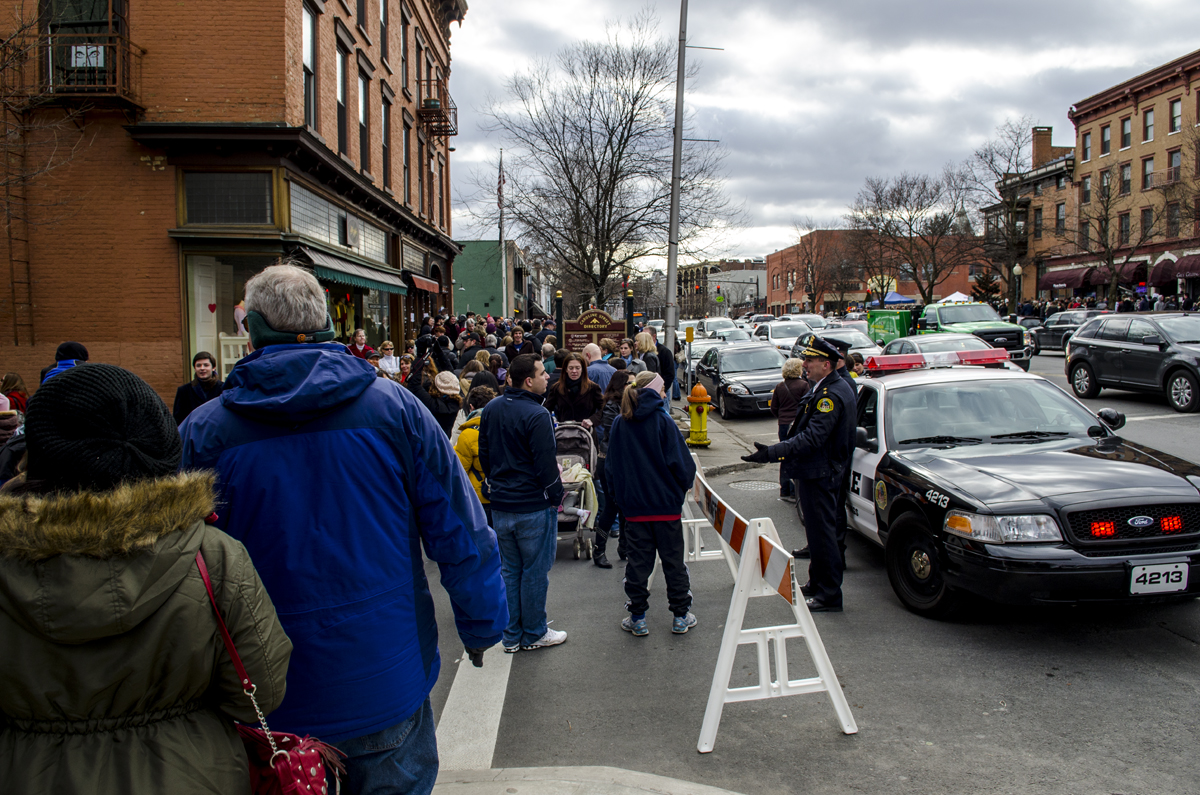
[446,0,1200,263]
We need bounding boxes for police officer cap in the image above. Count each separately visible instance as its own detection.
[826,337,852,357]
[801,335,842,361]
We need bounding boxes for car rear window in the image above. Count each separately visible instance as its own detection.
[1099,319,1130,341]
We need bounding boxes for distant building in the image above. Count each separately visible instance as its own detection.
[455,241,548,319]
[679,259,765,318]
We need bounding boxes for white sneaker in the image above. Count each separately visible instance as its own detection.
[521,628,567,650]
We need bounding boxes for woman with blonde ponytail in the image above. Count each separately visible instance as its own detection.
[606,370,697,637]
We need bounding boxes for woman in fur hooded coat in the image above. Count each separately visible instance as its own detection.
[0,364,292,795]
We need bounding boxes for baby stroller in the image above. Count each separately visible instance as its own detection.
[555,421,598,560]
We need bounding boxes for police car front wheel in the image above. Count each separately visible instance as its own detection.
[885,514,961,619]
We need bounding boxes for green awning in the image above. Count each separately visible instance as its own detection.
[301,246,408,295]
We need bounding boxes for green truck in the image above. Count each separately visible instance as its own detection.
[870,303,1033,370]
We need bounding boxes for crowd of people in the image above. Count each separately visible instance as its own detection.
[0,262,696,795]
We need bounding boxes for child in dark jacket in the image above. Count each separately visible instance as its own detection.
[606,370,698,636]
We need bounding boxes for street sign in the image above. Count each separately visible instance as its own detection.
[685,325,694,343]
[715,295,724,302]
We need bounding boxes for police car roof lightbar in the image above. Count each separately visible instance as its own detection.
[864,348,1011,375]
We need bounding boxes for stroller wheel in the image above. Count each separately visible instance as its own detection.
[573,538,581,560]
[585,538,594,559]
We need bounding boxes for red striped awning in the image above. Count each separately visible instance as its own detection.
[407,273,440,293]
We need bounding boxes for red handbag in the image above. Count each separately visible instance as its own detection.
[196,551,346,795]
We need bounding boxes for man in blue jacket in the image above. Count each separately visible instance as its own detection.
[180,263,506,795]
[478,353,568,654]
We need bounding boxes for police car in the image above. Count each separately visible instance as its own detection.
[849,349,1200,618]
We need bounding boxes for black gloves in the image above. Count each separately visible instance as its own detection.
[741,442,773,464]
[465,647,488,668]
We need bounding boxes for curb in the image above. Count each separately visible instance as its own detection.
[702,461,767,478]
[435,766,748,795]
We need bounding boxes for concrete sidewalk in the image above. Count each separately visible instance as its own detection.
[671,397,762,476]
[435,766,747,795]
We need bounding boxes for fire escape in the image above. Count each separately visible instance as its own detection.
[416,78,458,143]
[2,0,143,345]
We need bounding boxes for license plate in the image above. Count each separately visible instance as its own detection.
[1129,563,1189,595]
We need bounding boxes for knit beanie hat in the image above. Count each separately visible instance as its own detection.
[25,364,183,492]
[55,341,88,361]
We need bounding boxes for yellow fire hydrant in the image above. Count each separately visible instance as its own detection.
[687,384,712,447]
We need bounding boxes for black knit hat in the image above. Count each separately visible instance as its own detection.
[55,341,88,362]
[25,364,182,492]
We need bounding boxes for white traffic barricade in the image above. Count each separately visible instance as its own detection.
[697,504,857,752]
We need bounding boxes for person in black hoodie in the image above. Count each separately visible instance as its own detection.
[504,328,535,363]
[172,351,224,425]
[606,370,697,636]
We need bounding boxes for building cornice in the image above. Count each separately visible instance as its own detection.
[1069,47,1200,127]
[125,122,461,258]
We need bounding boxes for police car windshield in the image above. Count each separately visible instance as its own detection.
[915,337,991,353]
[937,304,1002,324]
[888,380,1100,446]
[722,348,787,373]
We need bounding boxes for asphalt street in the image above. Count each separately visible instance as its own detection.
[424,352,1200,795]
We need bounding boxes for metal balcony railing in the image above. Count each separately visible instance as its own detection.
[417,78,458,138]
[1146,167,1182,189]
[35,33,144,105]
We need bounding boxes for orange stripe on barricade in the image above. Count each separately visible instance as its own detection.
[758,535,795,605]
[728,516,748,555]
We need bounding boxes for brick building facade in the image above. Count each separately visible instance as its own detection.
[1,0,464,399]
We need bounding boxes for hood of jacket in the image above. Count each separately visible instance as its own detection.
[0,472,216,644]
[459,414,482,431]
[221,342,377,425]
[632,387,666,421]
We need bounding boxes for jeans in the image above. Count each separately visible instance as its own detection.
[623,519,692,617]
[492,507,558,646]
[338,699,438,795]
[671,376,681,400]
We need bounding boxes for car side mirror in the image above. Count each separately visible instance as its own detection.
[855,426,878,453]
[1097,408,1126,430]
[915,318,928,331]
[1087,424,1106,438]
[1142,335,1163,347]
[875,338,885,346]
[1008,314,1018,323]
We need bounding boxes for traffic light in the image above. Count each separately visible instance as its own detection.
[695,284,701,292]
[715,285,721,294]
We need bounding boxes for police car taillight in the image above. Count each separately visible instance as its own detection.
[865,348,1011,375]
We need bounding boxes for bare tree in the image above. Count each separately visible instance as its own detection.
[477,11,738,307]
[825,247,862,312]
[959,117,1035,309]
[847,172,978,304]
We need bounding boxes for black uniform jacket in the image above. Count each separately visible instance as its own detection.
[771,372,856,480]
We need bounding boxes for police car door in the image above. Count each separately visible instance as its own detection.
[848,381,886,544]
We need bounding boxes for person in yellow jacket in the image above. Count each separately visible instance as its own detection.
[455,386,497,524]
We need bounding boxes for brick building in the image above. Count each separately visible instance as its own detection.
[766,229,979,314]
[1,0,464,398]
[1042,47,1200,301]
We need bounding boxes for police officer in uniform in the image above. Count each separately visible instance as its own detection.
[793,336,857,565]
[741,336,855,611]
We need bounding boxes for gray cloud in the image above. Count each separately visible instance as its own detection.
[449,0,1200,254]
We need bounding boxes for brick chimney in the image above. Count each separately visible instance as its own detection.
[1032,126,1054,168]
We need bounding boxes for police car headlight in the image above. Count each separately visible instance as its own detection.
[944,510,1062,544]
[727,383,750,396]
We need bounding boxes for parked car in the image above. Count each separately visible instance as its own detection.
[848,357,1200,617]
[791,313,828,330]
[842,311,869,322]
[1015,317,1045,354]
[882,333,997,356]
[695,317,739,338]
[748,314,775,330]
[694,343,788,419]
[715,328,752,341]
[677,338,727,390]
[1033,310,1110,353]
[752,320,813,353]
[646,319,665,334]
[1066,313,1200,412]
[814,328,884,358]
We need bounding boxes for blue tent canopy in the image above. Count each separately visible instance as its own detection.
[884,291,915,305]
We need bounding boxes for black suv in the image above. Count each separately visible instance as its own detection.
[1033,310,1110,352]
[1066,313,1200,412]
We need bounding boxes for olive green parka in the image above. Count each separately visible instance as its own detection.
[0,472,293,794]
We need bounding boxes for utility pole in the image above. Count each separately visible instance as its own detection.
[664,0,687,354]
[499,148,508,318]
